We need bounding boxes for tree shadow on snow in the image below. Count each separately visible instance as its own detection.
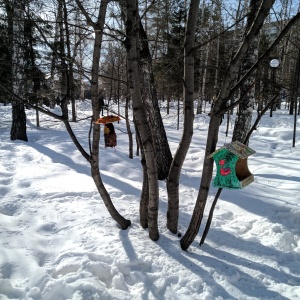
[158,234,293,300]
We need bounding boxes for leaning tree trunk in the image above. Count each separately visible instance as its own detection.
[180,0,276,250]
[175,9,300,245]
[166,0,200,234]
[10,3,28,142]
[125,0,159,241]
[76,0,131,229]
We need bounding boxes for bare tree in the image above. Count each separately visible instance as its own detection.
[139,19,173,180]
[180,0,276,250]
[166,0,201,233]
[0,0,131,230]
[75,0,131,229]
[123,0,159,241]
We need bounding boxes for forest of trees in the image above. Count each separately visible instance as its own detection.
[0,0,300,250]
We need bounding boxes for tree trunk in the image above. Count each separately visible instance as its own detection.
[11,3,27,142]
[62,0,76,122]
[136,127,149,228]
[166,0,200,233]
[200,42,210,113]
[125,93,133,159]
[292,48,300,147]
[196,0,206,115]
[232,0,261,143]
[139,20,173,180]
[180,0,276,250]
[58,0,68,119]
[125,0,159,241]
[76,0,131,230]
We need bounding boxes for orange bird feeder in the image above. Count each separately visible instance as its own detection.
[95,115,121,148]
[95,115,121,124]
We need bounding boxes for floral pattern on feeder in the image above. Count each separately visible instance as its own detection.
[208,141,256,189]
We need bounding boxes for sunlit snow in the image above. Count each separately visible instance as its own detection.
[0,101,299,299]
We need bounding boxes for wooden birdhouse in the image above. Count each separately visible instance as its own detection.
[208,141,256,189]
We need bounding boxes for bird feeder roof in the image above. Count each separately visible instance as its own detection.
[95,115,121,124]
[208,141,255,159]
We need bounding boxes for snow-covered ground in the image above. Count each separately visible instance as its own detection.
[0,101,299,300]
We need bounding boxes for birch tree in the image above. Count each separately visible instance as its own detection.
[166,0,201,233]
[0,0,132,230]
[139,19,173,180]
[75,0,131,229]
[180,0,276,250]
[123,0,159,241]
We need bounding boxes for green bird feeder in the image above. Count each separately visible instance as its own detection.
[208,141,256,189]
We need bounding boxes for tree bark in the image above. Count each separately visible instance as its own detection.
[139,20,173,180]
[57,0,69,119]
[136,127,149,228]
[125,0,159,241]
[166,0,200,233]
[10,3,28,142]
[125,93,133,159]
[196,0,206,115]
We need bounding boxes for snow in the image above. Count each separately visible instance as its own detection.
[0,101,300,300]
